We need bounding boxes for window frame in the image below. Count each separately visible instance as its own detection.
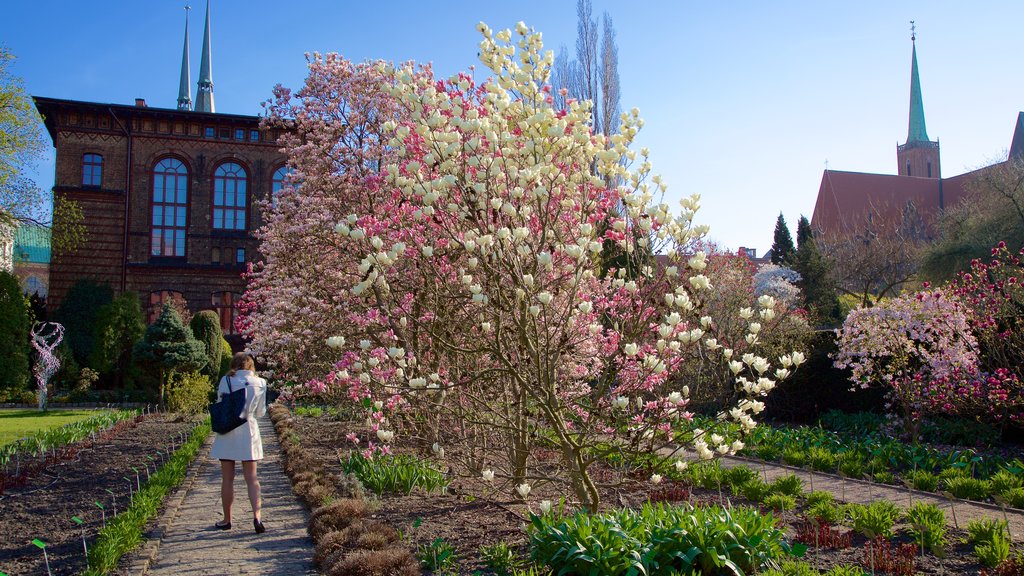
[211,161,249,232]
[82,153,103,187]
[149,156,190,258]
[212,291,242,335]
[148,290,186,324]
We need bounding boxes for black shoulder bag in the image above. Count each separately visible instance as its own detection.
[209,375,248,434]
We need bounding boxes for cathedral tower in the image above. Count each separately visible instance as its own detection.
[897,23,940,178]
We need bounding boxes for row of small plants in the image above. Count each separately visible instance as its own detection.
[270,403,425,575]
[82,417,210,575]
[676,460,1024,574]
[0,409,142,495]
[683,412,1024,507]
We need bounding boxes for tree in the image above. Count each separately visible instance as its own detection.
[189,310,223,383]
[820,215,920,308]
[132,302,206,408]
[792,216,842,326]
[0,270,29,391]
[243,23,803,511]
[89,292,145,388]
[550,0,620,138]
[53,279,113,367]
[770,213,795,265]
[0,48,83,252]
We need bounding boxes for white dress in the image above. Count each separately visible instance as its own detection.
[210,370,267,461]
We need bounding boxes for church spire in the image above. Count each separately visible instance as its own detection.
[194,0,215,113]
[905,21,929,144]
[176,5,192,111]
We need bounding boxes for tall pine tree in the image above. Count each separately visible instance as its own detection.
[770,213,796,265]
[793,216,842,326]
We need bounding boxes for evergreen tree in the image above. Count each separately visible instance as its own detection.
[189,310,223,383]
[793,216,842,326]
[0,270,30,391]
[90,292,145,388]
[54,279,113,367]
[770,213,796,265]
[132,303,206,408]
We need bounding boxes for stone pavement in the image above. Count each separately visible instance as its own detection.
[131,415,315,575]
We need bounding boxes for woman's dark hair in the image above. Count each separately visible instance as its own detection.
[228,352,255,376]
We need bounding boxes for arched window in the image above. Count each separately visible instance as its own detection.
[213,291,242,335]
[151,158,188,257]
[82,153,103,187]
[271,165,293,206]
[213,162,247,230]
[148,290,186,324]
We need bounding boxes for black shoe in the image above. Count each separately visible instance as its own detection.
[215,520,231,530]
[254,519,266,534]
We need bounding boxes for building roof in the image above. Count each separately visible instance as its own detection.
[14,224,50,264]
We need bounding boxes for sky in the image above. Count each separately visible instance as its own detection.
[5,1,1024,253]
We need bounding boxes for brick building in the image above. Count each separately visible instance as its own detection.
[33,2,287,337]
[811,30,1023,239]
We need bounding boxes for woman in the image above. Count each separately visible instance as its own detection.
[210,352,267,533]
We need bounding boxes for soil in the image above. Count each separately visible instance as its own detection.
[0,414,196,576]
[292,414,1003,575]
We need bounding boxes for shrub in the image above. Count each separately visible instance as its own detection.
[54,279,113,366]
[907,469,938,492]
[315,531,352,566]
[762,560,817,576]
[480,541,528,576]
[189,310,223,382]
[529,503,788,576]
[0,270,30,392]
[89,292,145,386]
[904,502,946,555]
[309,499,368,541]
[782,448,806,467]
[967,518,1009,546]
[165,370,212,415]
[218,337,232,378]
[847,501,900,539]
[838,454,865,479]
[325,547,420,576]
[977,532,1013,568]
[805,491,834,507]
[354,522,398,550]
[944,476,991,500]
[739,479,771,503]
[1002,487,1024,509]
[132,303,207,408]
[722,465,758,488]
[990,471,1024,496]
[770,474,803,497]
[807,501,844,525]
[872,470,895,484]
[808,446,838,472]
[340,451,449,496]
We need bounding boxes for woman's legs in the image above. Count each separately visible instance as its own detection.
[242,460,262,522]
[220,460,235,523]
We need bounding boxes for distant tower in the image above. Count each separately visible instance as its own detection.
[897,22,939,178]
[176,5,192,111]
[194,0,215,113]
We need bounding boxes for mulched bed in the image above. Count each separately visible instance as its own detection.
[0,414,196,576]
[291,413,1004,575]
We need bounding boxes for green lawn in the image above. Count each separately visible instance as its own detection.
[0,409,110,446]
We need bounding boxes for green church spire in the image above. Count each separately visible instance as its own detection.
[906,23,929,144]
[195,0,215,113]
[176,5,192,111]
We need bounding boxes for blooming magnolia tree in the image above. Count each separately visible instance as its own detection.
[244,22,804,511]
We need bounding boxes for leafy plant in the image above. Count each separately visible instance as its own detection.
[761,559,817,576]
[861,537,916,576]
[341,451,449,496]
[480,541,527,576]
[805,491,834,507]
[945,476,991,500]
[907,469,938,492]
[977,532,1012,568]
[808,446,838,472]
[904,502,946,554]
[846,501,900,539]
[770,474,804,497]
[823,566,867,576]
[722,465,758,488]
[807,501,844,525]
[838,454,865,479]
[967,518,1009,546]
[782,448,807,467]
[990,470,1024,496]
[417,538,457,572]
[1002,487,1024,509]
[764,493,796,511]
[873,470,895,484]
[738,479,771,503]
[529,503,788,576]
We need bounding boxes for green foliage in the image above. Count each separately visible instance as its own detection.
[218,337,232,378]
[722,465,758,488]
[528,503,788,576]
[762,559,818,576]
[417,538,457,572]
[807,500,844,525]
[341,450,449,495]
[83,419,209,575]
[822,566,867,576]
[188,311,223,380]
[846,501,900,539]
[0,270,29,391]
[1002,487,1024,509]
[89,292,145,384]
[738,478,771,503]
[966,518,1009,546]
[944,476,990,500]
[907,469,938,492]
[54,279,113,367]
[770,474,804,497]
[838,454,865,479]
[763,493,797,511]
[818,410,885,436]
[132,303,206,407]
[165,371,212,415]
[793,215,842,326]
[808,446,838,472]
[782,447,806,467]
[990,470,1024,496]
[805,491,835,507]
[771,213,796,265]
[976,531,1012,568]
[480,541,528,576]
[873,470,895,484]
[690,460,724,490]
[904,502,946,555]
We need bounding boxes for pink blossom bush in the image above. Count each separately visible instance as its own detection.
[242,23,803,510]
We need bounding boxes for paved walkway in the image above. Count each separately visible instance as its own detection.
[132,416,315,575]
[677,448,1024,536]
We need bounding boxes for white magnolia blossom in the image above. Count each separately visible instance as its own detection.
[516,483,532,498]
[482,469,495,482]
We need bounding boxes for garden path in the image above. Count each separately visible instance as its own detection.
[672,447,1024,536]
[131,415,315,575]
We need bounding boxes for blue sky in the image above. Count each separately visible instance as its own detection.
[6,1,1024,252]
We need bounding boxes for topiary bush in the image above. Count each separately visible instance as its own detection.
[189,310,223,382]
[132,303,206,408]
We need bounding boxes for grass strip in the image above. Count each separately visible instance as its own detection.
[82,418,211,575]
